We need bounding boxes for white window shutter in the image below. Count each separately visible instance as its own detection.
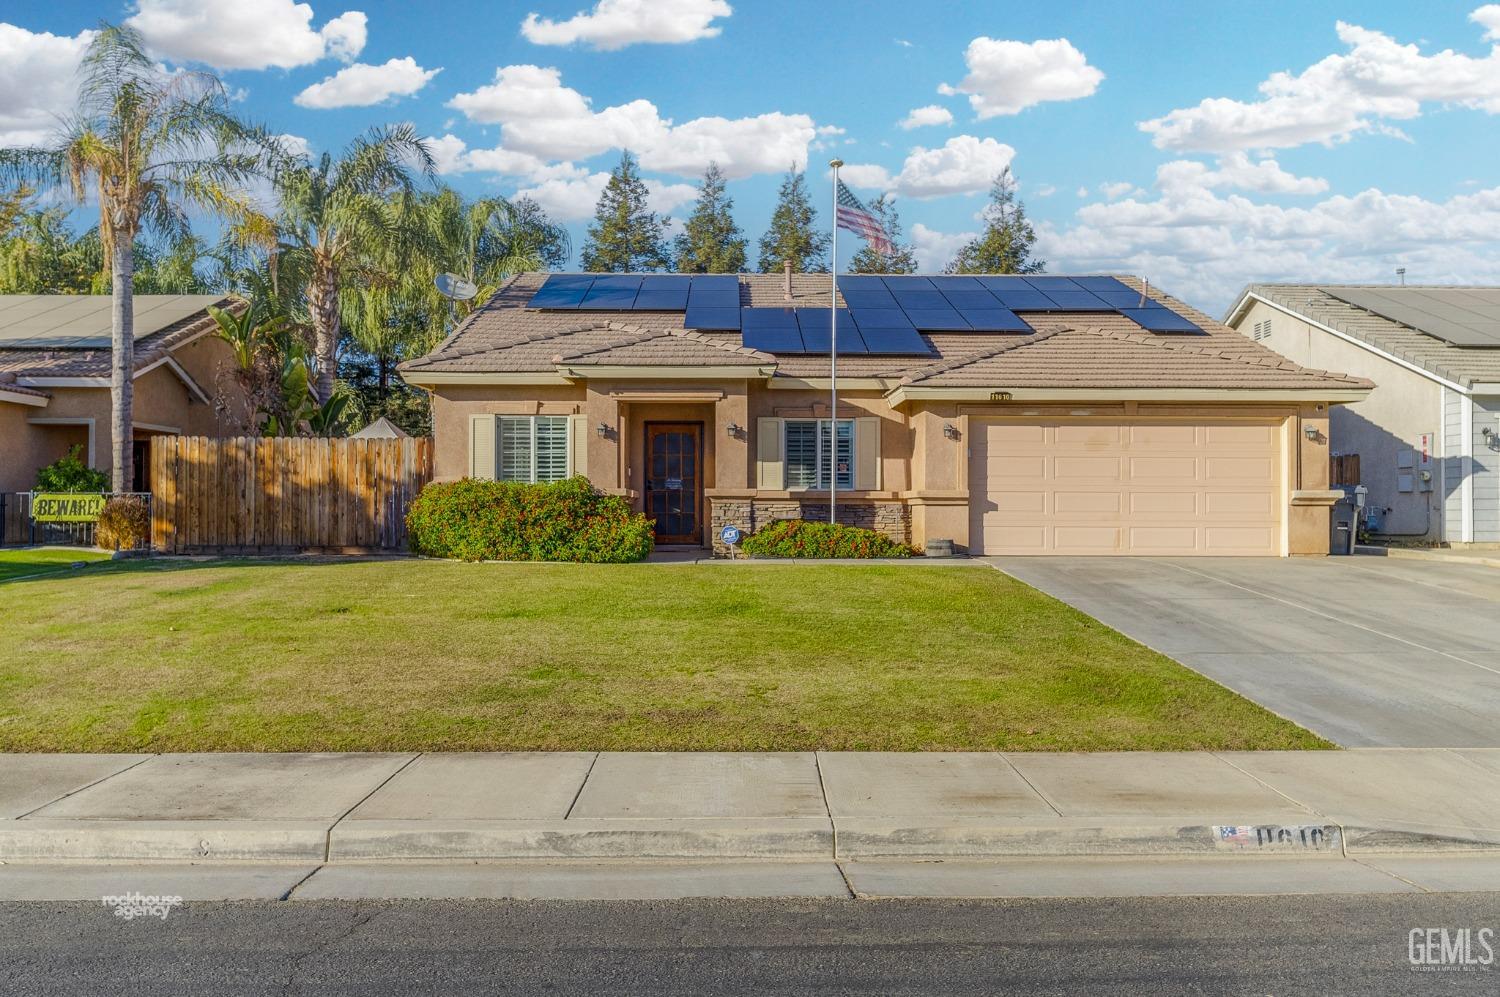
[757,417,784,490]
[568,414,588,480]
[855,416,880,491]
[469,415,497,480]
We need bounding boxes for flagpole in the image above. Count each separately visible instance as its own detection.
[829,158,843,526]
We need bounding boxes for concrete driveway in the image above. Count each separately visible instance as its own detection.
[989,555,1500,748]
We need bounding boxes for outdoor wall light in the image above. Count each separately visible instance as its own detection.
[726,421,744,439]
[943,423,960,441]
[596,422,610,439]
[1304,426,1319,440]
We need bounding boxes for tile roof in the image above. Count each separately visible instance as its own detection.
[554,326,773,366]
[401,272,1367,393]
[1235,284,1500,387]
[0,295,239,379]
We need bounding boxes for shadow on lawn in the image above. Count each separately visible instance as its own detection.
[0,552,417,586]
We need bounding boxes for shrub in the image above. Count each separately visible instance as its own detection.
[406,476,654,563]
[96,496,150,551]
[35,445,108,492]
[740,519,914,559]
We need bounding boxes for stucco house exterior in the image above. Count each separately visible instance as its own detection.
[0,294,244,494]
[1226,284,1500,545]
[400,272,1372,556]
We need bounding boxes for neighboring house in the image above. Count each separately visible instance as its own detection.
[1227,285,1500,545]
[400,273,1371,556]
[349,416,409,439]
[0,295,244,494]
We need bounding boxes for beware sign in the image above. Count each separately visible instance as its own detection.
[31,492,106,522]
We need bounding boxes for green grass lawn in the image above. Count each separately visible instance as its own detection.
[0,558,1329,753]
[0,547,111,582]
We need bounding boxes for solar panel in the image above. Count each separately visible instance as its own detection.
[683,305,742,330]
[795,308,866,353]
[581,275,642,309]
[849,308,915,329]
[928,275,986,291]
[939,289,1003,310]
[686,274,740,310]
[527,275,594,309]
[633,289,689,310]
[690,275,738,291]
[890,289,948,310]
[1043,290,1113,311]
[882,275,936,291]
[903,308,970,331]
[989,289,1056,311]
[1119,307,1204,333]
[1324,287,1500,347]
[836,275,887,291]
[975,276,1033,292]
[742,307,798,329]
[1071,276,1135,295]
[957,308,1031,332]
[1094,289,1151,308]
[861,326,935,355]
[639,274,692,291]
[840,288,899,308]
[1024,276,1083,292]
[741,325,804,353]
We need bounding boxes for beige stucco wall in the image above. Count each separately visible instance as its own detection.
[426,374,1340,555]
[0,332,241,494]
[1232,299,1441,539]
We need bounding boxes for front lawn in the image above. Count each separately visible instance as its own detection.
[0,547,111,582]
[0,559,1329,752]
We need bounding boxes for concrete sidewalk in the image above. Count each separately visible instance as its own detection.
[5,749,1500,865]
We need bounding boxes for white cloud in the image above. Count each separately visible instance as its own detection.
[278,133,313,158]
[1035,184,1057,197]
[1040,172,1500,309]
[910,222,975,271]
[0,24,94,147]
[939,36,1103,118]
[447,64,816,179]
[1140,13,1500,152]
[1076,186,1089,198]
[1156,153,1329,196]
[895,38,913,48]
[294,57,439,108]
[1100,181,1135,200]
[844,135,1015,199]
[126,0,366,70]
[514,170,696,221]
[520,0,731,50]
[899,105,954,130]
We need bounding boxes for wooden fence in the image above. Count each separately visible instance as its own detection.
[151,436,432,553]
[1330,453,1361,487]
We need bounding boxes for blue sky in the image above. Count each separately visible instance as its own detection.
[5,0,1500,310]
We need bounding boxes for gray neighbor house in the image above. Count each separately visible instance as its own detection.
[1226,284,1500,545]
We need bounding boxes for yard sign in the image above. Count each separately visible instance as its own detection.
[31,493,106,522]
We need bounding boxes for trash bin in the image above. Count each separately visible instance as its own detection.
[1329,485,1362,555]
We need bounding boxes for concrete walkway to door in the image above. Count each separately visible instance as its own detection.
[988,556,1500,749]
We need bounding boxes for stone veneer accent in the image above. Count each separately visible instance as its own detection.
[708,497,911,556]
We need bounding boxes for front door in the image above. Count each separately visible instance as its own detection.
[645,423,702,544]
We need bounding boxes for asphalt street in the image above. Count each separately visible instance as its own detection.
[2,893,1498,995]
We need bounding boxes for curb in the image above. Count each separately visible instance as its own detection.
[1354,545,1500,569]
[6,817,1499,863]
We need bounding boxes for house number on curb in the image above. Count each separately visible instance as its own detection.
[1213,824,1340,850]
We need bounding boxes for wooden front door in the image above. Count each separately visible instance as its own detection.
[645,423,703,544]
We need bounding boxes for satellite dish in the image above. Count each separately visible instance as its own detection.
[435,273,478,301]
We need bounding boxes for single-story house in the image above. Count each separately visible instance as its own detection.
[1226,284,1500,545]
[399,272,1372,556]
[0,294,244,494]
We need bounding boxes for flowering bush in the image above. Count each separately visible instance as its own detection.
[96,496,150,551]
[406,476,654,563]
[739,519,914,558]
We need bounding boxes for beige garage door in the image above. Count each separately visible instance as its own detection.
[969,419,1283,556]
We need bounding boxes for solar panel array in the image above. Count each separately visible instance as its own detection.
[525,273,1203,355]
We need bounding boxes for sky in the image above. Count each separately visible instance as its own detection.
[5,0,1500,312]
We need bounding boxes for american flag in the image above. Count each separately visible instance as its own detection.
[835,180,893,256]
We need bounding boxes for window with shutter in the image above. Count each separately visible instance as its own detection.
[535,416,569,481]
[784,419,854,490]
[498,417,533,482]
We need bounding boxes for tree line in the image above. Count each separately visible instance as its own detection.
[579,151,1043,277]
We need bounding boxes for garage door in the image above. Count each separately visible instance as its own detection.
[968,419,1283,556]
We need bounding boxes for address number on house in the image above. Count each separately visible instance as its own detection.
[31,492,106,522]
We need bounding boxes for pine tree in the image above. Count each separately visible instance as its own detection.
[756,168,830,273]
[945,168,1045,275]
[846,194,919,274]
[580,151,669,272]
[672,163,746,273]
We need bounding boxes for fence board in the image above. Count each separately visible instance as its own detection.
[150,435,432,553]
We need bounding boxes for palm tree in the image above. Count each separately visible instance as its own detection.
[0,24,271,492]
[271,125,435,404]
